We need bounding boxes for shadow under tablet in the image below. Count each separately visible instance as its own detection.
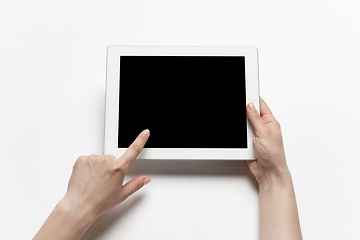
[127,159,258,191]
[127,159,254,176]
[118,56,247,149]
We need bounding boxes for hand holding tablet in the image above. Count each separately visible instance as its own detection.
[104,46,260,160]
[246,98,289,183]
[34,46,302,240]
[35,96,303,240]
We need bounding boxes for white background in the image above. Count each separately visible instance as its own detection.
[1,0,359,239]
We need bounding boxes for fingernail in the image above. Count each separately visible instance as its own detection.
[143,129,150,135]
[143,177,151,185]
[248,103,256,112]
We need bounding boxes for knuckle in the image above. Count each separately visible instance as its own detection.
[101,155,118,170]
[89,154,98,159]
[100,155,112,163]
[117,164,127,174]
[87,154,101,165]
[251,109,260,117]
[76,155,86,162]
[135,181,143,191]
[250,114,261,123]
[75,156,87,166]
[130,144,142,154]
[88,154,97,162]
[105,154,116,159]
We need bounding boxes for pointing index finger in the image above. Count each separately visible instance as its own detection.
[119,129,150,167]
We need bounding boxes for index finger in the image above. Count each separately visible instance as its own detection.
[119,129,150,167]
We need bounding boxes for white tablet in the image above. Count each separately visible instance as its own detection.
[104,46,259,160]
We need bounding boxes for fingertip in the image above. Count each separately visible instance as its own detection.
[247,103,257,112]
[143,177,151,185]
[142,129,150,140]
[120,176,151,202]
[247,103,260,120]
[143,129,150,135]
[121,130,150,162]
[247,102,267,134]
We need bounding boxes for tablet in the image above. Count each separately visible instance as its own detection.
[104,46,259,160]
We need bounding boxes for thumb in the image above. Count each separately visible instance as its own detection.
[246,102,267,136]
[120,175,151,202]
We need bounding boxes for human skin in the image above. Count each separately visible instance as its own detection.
[33,98,303,240]
[33,129,151,240]
[246,98,303,240]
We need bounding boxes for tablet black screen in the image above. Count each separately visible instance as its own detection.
[118,56,247,148]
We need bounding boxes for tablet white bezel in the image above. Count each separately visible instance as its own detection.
[104,46,259,160]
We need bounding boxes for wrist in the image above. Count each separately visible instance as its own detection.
[57,196,97,231]
[258,166,292,190]
[33,197,97,240]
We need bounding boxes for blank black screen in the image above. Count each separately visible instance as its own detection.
[118,56,247,148]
